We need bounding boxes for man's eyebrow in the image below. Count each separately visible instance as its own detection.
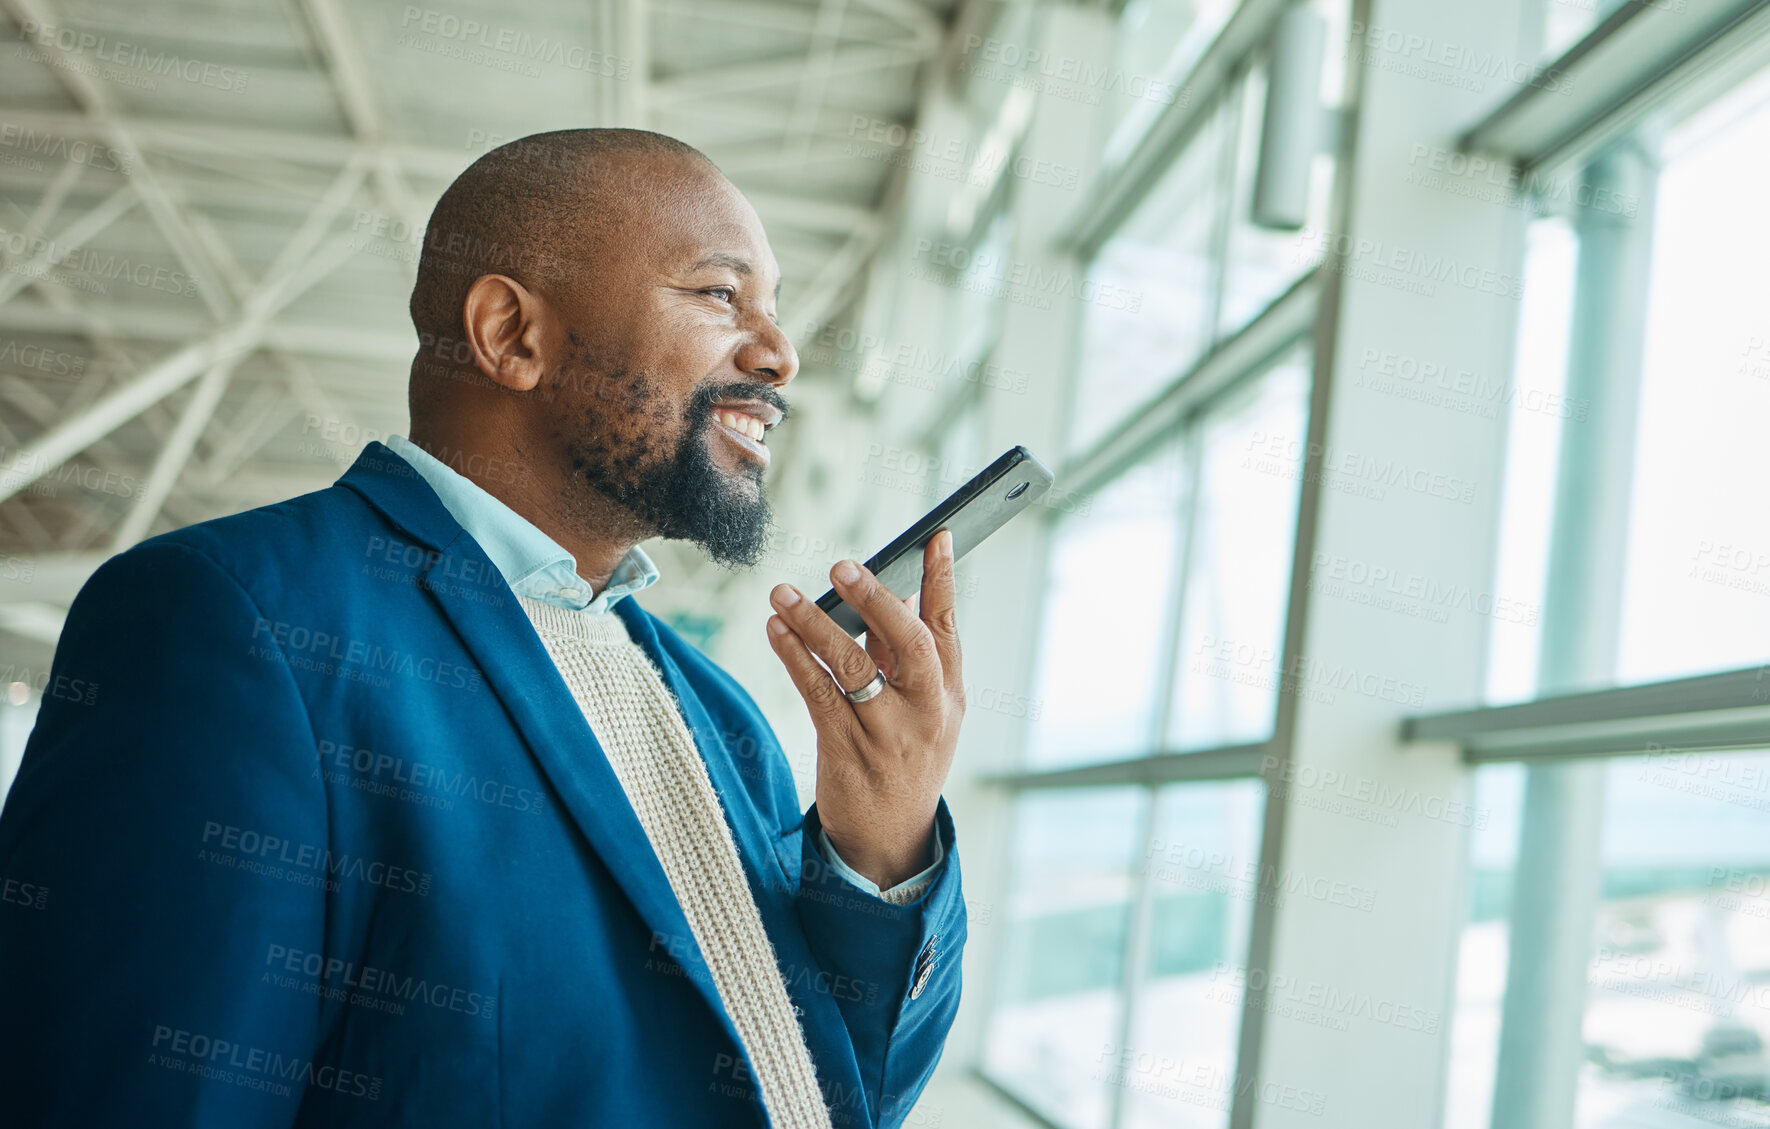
[691,252,752,275]
[692,251,782,301]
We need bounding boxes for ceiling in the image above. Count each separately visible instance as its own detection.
[0,0,990,658]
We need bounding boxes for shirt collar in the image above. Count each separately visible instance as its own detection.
[382,434,658,613]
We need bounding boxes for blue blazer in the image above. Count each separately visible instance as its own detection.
[0,443,965,1128]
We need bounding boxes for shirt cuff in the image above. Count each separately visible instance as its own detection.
[817,825,946,906]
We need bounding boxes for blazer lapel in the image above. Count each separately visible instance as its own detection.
[335,444,743,1048]
[616,601,862,1091]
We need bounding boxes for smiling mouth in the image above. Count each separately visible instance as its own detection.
[710,402,778,466]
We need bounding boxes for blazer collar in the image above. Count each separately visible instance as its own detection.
[334,442,748,1046]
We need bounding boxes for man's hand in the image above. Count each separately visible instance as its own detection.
[766,530,965,889]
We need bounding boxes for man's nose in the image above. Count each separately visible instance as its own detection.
[735,316,798,387]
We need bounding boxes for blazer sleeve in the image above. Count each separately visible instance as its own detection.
[795,798,967,1129]
[0,542,329,1128]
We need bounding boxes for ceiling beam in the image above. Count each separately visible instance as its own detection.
[0,186,137,306]
[0,301,414,359]
[650,42,924,107]
[0,233,356,505]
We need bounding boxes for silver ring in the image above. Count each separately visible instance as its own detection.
[841,669,887,704]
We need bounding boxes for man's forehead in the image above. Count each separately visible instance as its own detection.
[667,205,783,291]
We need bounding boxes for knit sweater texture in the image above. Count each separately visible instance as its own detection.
[519,596,834,1129]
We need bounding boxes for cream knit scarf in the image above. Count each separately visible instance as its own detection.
[519,597,834,1129]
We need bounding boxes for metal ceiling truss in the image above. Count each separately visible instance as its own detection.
[0,0,961,647]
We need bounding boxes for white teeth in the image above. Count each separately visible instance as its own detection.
[715,409,766,444]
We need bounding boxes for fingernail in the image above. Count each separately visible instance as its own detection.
[773,583,801,607]
[940,530,954,557]
[834,560,860,584]
[767,616,789,636]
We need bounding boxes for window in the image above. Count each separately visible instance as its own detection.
[1068,99,1234,458]
[1068,0,1346,461]
[1165,353,1309,751]
[1101,0,1240,167]
[986,788,1146,1129]
[1121,780,1267,1129]
[1024,445,1187,770]
[1617,71,1770,685]
[1431,26,1770,1129]
[1446,754,1770,1129]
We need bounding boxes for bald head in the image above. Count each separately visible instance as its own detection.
[400,126,797,569]
[408,128,719,342]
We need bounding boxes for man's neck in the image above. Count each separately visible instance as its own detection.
[405,428,644,597]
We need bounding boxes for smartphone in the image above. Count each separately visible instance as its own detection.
[816,445,1055,637]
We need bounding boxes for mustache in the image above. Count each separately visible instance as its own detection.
[688,380,790,426]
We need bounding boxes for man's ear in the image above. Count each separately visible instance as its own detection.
[461,274,549,392]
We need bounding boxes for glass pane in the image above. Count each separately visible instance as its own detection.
[1025,445,1186,769]
[1119,780,1266,1129]
[1166,353,1310,750]
[1590,752,1770,1123]
[948,209,1015,368]
[1485,217,1577,706]
[1442,764,1528,1129]
[986,788,1146,1129]
[1541,0,1613,66]
[1216,66,1336,336]
[1100,0,1239,167]
[1616,69,1770,685]
[1446,753,1770,1128]
[1068,96,1233,457]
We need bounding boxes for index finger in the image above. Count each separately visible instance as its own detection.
[829,558,941,691]
[918,530,962,690]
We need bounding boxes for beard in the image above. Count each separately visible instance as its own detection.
[565,375,784,568]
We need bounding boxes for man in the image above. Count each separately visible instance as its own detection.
[0,129,966,1128]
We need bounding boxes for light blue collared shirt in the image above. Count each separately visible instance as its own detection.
[385,435,657,614]
[381,436,943,901]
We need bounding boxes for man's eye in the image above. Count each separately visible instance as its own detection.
[705,287,736,304]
